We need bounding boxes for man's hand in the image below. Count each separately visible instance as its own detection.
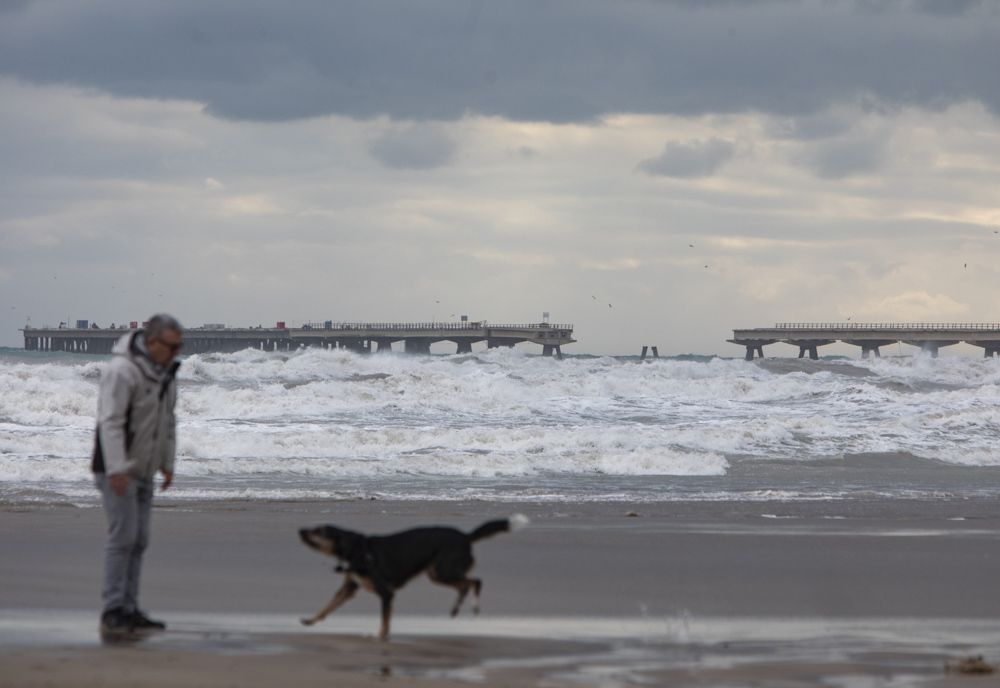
[108,473,130,497]
[160,470,173,492]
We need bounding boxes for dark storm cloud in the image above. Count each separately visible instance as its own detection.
[0,0,997,123]
[0,0,30,12]
[889,0,984,16]
[368,126,457,169]
[637,138,735,178]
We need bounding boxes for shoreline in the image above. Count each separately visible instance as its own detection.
[3,497,999,686]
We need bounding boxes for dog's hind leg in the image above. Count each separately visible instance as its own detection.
[428,568,482,617]
[471,578,482,615]
[449,579,482,617]
[301,578,359,626]
[378,591,394,640]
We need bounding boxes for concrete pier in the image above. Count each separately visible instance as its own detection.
[21,321,575,356]
[730,323,1000,359]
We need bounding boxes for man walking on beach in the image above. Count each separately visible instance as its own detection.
[92,314,183,635]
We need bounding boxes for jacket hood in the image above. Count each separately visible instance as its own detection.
[112,330,174,381]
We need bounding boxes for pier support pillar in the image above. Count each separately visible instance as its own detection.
[640,346,648,361]
[730,339,776,361]
[845,340,893,360]
[404,339,431,354]
[968,342,1000,358]
[788,339,833,360]
[902,340,957,358]
[452,339,474,354]
[542,344,565,358]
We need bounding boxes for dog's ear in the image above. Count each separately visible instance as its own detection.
[334,529,366,561]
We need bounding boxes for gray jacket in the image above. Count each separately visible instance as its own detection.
[92,331,180,479]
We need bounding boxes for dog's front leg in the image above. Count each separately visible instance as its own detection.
[301,578,359,626]
[378,591,394,640]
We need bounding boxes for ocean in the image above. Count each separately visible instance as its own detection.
[2,346,999,505]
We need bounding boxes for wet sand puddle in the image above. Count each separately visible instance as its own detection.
[2,611,998,686]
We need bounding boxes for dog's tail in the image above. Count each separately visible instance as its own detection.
[469,514,530,542]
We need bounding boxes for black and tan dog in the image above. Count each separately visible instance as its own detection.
[298,515,528,639]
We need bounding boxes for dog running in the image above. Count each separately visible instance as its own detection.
[298,514,529,639]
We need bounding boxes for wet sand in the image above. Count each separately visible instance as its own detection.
[2,498,999,686]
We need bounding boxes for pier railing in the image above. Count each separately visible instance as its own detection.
[21,321,576,355]
[773,323,1000,331]
[297,322,572,331]
[26,322,574,332]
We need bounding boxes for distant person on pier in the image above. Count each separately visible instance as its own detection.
[92,313,183,636]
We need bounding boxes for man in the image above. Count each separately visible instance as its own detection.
[92,314,183,635]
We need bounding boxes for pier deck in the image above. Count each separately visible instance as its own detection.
[730,323,1000,359]
[21,322,575,356]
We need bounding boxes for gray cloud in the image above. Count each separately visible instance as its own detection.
[905,0,984,16]
[638,138,735,178]
[0,1,997,123]
[368,126,457,170]
[766,110,860,141]
[795,133,887,178]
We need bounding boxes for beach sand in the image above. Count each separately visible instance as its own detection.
[2,498,999,686]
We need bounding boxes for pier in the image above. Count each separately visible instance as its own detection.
[21,321,575,356]
[730,323,1000,360]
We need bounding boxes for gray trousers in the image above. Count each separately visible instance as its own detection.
[95,474,153,614]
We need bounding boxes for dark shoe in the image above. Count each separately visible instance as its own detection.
[129,610,166,630]
[99,608,132,635]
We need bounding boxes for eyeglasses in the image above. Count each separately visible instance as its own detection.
[155,339,183,354]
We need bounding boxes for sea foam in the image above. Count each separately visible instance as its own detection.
[2,347,1000,503]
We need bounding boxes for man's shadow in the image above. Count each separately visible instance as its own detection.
[99,628,157,647]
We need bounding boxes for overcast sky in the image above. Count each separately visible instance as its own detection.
[2,0,999,355]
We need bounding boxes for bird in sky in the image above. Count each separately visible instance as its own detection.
[608,303,613,308]
[689,244,694,248]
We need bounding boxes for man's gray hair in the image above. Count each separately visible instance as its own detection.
[145,313,183,340]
